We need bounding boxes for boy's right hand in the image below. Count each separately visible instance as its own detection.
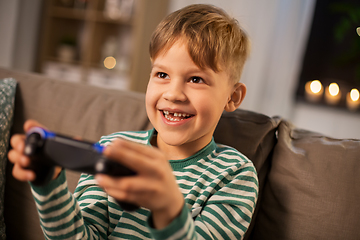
[8,120,62,182]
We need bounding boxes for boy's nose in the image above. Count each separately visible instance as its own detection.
[162,81,187,103]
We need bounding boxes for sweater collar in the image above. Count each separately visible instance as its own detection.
[147,129,216,170]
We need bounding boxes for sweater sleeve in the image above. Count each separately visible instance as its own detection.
[30,170,110,239]
[147,161,259,240]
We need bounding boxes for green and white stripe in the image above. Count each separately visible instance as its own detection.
[31,129,258,239]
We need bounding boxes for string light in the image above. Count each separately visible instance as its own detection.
[310,80,322,94]
[325,82,341,105]
[305,80,323,102]
[304,80,360,111]
[328,83,340,96]
[350,89,360,102]
[347,88,360,111]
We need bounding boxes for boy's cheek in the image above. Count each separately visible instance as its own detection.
[145,92,159,116]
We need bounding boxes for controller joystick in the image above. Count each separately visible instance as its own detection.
[24,127,138,211]
[25,130,55,186]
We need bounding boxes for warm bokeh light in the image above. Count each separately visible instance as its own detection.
[305,80,323,102]
[357,27,360,37]
[328,83,339,96]
[310,80,322,94]
[104,56,116,69]
[350,88,360,102]
[346,88,360,111]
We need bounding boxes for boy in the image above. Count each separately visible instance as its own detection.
[9,4,258,239]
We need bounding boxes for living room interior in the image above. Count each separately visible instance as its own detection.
[0,0,359,139]
[1,1,360,239]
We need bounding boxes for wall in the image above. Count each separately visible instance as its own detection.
[292,102,360,139]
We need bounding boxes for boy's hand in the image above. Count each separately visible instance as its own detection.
[8,120,62,182]
[96,138,185,229]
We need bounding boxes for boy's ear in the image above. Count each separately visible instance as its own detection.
[224,83,247,112]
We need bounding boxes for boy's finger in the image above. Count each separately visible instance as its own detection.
[95,174,154,204]
[96,174,151,193]
[12,163,35,182]
[8,149,21,164]
[10,134,26,152]
[112,138,156,158]
[23,119,46,132]
[104,140,160,174]
[8,149,32,168]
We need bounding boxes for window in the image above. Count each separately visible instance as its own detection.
[296,0,360,112]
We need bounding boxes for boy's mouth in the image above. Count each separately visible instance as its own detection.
[162,110,193,122]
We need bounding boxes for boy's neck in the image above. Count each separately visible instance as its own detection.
[151,133,211,160]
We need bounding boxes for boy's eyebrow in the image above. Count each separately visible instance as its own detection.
[152,63,212,76]
[151,63,167,69]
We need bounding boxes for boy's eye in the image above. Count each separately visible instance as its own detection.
[189,76,204,84]
[157,72,169,79]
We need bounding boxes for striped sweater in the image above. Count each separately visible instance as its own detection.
[31,129,258,240]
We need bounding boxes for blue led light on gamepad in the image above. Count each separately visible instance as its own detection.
[93,143,105,154]
[28,127,56,139]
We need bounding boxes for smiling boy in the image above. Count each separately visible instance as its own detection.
[9,4,258,240]
[147,40,241,160]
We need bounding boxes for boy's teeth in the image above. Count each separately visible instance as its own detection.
[163,110,190,121]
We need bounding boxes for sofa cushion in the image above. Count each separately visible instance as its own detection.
[0,78,16,239]
[213,109,280,239]
[252,120,360,240]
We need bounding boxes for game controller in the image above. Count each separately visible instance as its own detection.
[24,127,138,211]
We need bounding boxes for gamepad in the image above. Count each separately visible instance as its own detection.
[24,127,138,211]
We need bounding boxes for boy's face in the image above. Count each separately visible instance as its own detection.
[146,40,243,159]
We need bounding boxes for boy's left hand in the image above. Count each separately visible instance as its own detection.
[95,138,184,229]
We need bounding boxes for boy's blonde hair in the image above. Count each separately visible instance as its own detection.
[149,4,250,83]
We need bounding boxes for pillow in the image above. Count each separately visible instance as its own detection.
[0,78,17,238]
[252,120,360,240]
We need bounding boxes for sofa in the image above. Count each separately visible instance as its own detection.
[0,67,359,240]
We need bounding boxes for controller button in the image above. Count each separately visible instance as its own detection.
[95,161,106,173]
[24,145,33,155]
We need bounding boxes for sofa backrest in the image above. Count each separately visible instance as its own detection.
[2,68,151,141]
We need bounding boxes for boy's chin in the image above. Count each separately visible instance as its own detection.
[157,132,188,147]
[156,131,212,150]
